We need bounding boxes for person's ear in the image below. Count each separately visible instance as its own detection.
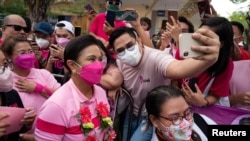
[67,60,78,74]
[149,115,159,129]
[137,37,143,46]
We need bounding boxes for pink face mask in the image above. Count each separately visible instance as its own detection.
[75,61,104,85]
[14,54,36,70]
[56,37,70,48]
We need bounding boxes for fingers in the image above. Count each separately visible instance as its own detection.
[0,114,9,120]
[193,28,220,46]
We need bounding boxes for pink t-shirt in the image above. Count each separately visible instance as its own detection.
[89,13,126,41]
[12,68,61,113]
[230,60,250,110]
[196,60,234,97]
[118,46,175,115]
[35,79,110,141]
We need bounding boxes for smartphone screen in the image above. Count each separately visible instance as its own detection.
[115,10,136,21]
[189,78,198,93]
[106,10,116,27]
[197,0,211,18]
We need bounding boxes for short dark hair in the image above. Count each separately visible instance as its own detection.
[230,21,244,35]
[109,27,137,50]
[64,35,105,74]
[1,35,29,57]
[140,17,151,31]
[178,16,194,33]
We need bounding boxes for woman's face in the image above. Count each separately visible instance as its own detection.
[75,45,103,68]
[151,96,190,131]
[10,42,33,62]
[141,21,149,31]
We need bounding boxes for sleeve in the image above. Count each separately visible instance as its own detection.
[89,14,100,34]
[35,101,67,141]
[153,49,175,77]
[41,69,61,90]
[210,61,234,97]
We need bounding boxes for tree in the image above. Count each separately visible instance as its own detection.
[229,11,247,27]
[24,0,55,25]
[0,0,27,16]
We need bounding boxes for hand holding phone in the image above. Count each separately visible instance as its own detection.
[188,78,198,93]
[84,4,96,14]
[197,0,211,18]
[106,10,116,27]
[115,10,136,21]
[179,33,204,59]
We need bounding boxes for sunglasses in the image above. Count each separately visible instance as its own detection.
[5,24,29,33]
[108,1,120,5]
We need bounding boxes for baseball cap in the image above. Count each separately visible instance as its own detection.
[34,22,53,35]
[55,21,75,35]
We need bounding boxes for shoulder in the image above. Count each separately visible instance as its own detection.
[95,13,106,19]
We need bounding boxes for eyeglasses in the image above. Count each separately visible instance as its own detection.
[116,44,136,56]
[0,62,9,74]
[108,1,120,5]
[5,24,29,33]
[159,108,193,125]
[15,49,34,56]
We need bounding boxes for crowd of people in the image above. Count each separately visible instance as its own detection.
[0,0,250,141]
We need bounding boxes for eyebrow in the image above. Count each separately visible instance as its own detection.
[166,108,190,116]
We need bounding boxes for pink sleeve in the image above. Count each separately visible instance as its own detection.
[210,60,234,97]
[35,102,67,140]
[154,50,175,77]
[89,14,100,34]
[41,69,61,90]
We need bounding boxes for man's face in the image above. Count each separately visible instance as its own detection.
[113,33,137,55]
[55,29,73,39]
[2,17,27,39]
[106,0,121,11]
[232,25,243,44]
[180,22,189,33]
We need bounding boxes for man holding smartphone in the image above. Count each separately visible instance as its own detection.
[45,21,75,84]
[89,0,126,46]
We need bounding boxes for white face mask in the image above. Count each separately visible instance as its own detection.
[36,38,50,49]
[0,68,13,92]
[160,119,193,141]
[117,43,142,66]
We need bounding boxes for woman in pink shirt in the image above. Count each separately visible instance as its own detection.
[35,35,115,141]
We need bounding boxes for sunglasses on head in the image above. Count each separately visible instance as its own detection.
[108,1,120,5]
[5,24,29,33]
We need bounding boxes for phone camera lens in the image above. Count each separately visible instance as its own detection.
[183,51,189,57]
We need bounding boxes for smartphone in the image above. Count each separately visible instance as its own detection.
[179,33,204,59]
[189,78,198,93]
[115,10,136,21]
[50,44,58,50]
[106,10,116,27]
[197,0,211,18]
[84,4,96,14]
[167,10,178,26]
